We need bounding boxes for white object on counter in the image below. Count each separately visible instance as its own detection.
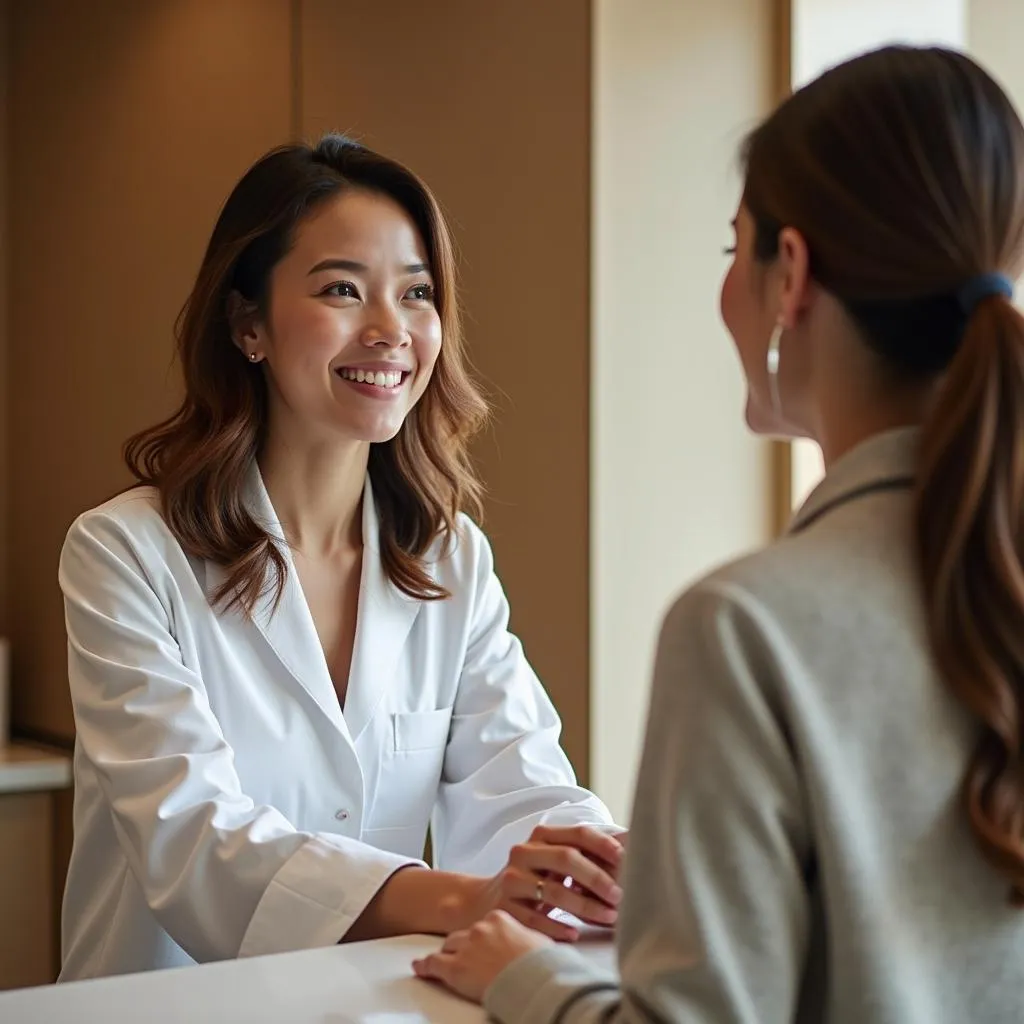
[0,742,72,795]
[0,932,615,1023]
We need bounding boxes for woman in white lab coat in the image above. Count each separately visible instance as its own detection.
[58,135,622,982]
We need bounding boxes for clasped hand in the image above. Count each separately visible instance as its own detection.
[465,823,626,941]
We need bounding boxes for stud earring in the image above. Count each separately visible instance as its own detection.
[249,352,259,362]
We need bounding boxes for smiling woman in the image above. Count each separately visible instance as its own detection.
[56,135,623,982]
[235,192,443,445]
[126,138,482,610]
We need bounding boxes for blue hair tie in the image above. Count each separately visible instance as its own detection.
[957,272,1014,315]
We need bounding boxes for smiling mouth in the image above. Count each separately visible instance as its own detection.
[335,367,411,390]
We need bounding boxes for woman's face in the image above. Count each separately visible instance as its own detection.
[719,203,789,435]
[236,188,442,447]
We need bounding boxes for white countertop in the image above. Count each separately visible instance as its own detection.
[0,742,72,795]
[0,932,616,1023]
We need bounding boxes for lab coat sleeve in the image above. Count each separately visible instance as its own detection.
[59,510,421,964]
[483,581,812,1024]
[431,523,618,876]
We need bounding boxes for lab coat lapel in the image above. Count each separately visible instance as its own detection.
[204,465,350,739]
[343,476,421,743]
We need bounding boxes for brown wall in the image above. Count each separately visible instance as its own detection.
[4,1,592,777]
[301,0,593,774]
[0,791,55,987]
[0,0,8,637]
[7,0,293,740]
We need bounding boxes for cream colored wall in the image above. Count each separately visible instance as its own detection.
[792,0,965,86]
[969,3,1024,126]
[591,0,775,821]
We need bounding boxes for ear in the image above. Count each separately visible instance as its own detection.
[226,291,263,360]
[775,226,816,329]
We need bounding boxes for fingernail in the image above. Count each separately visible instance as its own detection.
[611,885,623,903]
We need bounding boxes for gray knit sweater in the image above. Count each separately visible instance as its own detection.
[486,428,1024,1024]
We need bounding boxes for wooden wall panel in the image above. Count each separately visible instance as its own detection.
[7,0,293,740]
[301,0,594,777]
[0,0,8,638]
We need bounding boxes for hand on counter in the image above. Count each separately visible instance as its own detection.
[413,909,550,1003]
[347,825,626,943]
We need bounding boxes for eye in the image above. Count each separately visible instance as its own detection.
[723,246,737,256]
[321,280,360,299]
[405,282,435,303]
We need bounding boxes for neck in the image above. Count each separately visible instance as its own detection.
[258,433,370,557]
[815,399,929,468]
[807,321,939,468]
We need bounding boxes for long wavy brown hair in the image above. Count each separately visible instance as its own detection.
[125,135,488,612]
[743,47,1024,903]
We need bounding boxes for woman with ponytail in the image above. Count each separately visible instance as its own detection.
[414,45,1024,1023]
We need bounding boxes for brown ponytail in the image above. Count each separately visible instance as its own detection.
[916,296,1024,902]
[741,45,1024,902]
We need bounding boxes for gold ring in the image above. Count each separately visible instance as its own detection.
[535,879,545,904]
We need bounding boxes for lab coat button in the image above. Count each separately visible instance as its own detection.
[334,809,350,822]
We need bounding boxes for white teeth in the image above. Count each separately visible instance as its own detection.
[339,368,405,389]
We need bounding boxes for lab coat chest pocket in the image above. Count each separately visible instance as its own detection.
[366,707,453,830]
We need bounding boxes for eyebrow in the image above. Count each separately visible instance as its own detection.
[307,258,430,276]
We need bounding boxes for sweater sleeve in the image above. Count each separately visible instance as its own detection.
[485,580,812,1024]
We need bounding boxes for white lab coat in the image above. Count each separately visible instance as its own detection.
[57,466,614,981]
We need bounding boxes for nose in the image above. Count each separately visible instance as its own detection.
[362,331,410,349]
[361,299,411,349]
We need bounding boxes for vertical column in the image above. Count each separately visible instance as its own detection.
[591,0,777,820]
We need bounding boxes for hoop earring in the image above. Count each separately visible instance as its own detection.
[766,321,783,418]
